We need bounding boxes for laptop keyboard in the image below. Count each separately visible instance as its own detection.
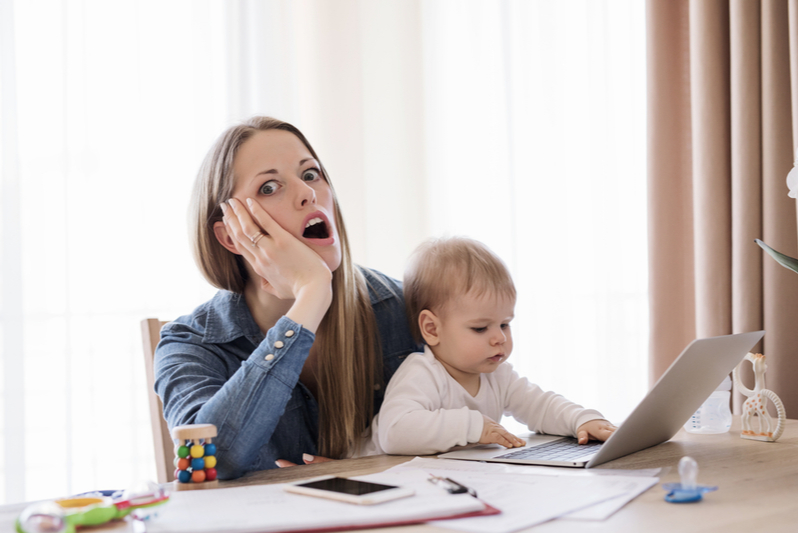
[496,438,603,461]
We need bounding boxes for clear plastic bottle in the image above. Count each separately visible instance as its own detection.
[684,376,732,434]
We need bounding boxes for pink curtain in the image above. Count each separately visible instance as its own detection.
[647,0,798,417]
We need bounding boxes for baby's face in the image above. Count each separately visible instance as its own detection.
[433,291,515,380]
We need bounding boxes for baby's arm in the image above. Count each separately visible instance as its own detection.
[378,354,523,454]
[377,361,481,455]
[501,364,607,438]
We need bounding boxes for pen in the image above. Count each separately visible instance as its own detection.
[427,474,478,498]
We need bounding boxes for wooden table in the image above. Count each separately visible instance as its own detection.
[223,419,798,533]
[2,420,796,532]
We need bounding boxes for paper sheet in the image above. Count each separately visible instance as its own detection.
[145,470,484,533]
[558,476,657,520]
[379,458,660,532]
[395,456,662,478]
[394,469,626,533]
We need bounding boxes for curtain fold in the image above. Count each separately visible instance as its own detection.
[647,0,798,417]
[646,0,696,384]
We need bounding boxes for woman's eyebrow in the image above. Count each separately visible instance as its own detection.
[253,158,316,178]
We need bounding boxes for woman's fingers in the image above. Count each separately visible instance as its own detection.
[302,454,334,464]
[225,198,268,249]
[245,197,286,238]
[220,202,255,260]
[274,455,335,468]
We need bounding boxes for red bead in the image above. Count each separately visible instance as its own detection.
[191,470,206,483]
[205,468,217,481]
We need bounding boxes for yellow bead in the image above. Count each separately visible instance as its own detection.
[190,444,205,458]
[204,455,217,469]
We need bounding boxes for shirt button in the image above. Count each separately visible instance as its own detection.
[285,330,295,338]
[374,383,381,391]
[274,340,285,349]
[265,354,275,361]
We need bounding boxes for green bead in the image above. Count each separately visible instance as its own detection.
[177,445,190,458]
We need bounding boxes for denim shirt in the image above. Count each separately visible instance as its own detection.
[154,267,419,480]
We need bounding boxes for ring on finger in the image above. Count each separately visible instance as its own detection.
[250,233,265,247]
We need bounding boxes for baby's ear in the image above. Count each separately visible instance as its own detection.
[418,310,440,346]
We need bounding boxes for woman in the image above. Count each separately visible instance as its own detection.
[154,117,419,479]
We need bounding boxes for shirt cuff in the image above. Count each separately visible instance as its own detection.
[467,409,485,443]
[249,316,314,372]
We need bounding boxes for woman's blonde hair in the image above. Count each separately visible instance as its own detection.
[404,236,517,343]
[189,116,381,459]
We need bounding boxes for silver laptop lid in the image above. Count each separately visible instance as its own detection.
[585,330,765,468]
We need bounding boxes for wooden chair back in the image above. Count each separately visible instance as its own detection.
[141,318,175,483]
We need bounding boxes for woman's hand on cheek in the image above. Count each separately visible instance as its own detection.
[222,198,332,300]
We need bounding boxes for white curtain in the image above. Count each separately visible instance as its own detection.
[0,0,646,504]
[419,0,648,434]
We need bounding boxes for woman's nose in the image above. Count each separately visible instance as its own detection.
[295,179,316,209]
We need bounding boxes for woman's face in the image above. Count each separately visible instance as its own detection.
[229,129,342,273]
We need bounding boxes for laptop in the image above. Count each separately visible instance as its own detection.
[438,331,765,468]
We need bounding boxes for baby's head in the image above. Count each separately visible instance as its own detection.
[404,237,517,379]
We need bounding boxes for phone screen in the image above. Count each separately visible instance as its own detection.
[296,477,397,495]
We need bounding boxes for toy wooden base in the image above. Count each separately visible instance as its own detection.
[173,479,219,491]
[741,432,776,442]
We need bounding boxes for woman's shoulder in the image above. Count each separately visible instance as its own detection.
[358,266,421,366]
[358,266,402,305]
[161,289,256,345]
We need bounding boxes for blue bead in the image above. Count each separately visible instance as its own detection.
[191,458,206,471]
[204,443,217,456]
[178,470,192,483]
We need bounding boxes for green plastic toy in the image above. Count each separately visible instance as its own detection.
[16,481,169,533]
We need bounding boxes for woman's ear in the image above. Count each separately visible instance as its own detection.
[419,310,441,346]
[213,220,241,255]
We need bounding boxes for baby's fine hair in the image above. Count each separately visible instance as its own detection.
[403,236,516,342]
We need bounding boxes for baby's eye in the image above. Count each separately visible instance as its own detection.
[259,180,280,196]
[501,323,510,330]
[302,168,321,182]
[471,327,488,333]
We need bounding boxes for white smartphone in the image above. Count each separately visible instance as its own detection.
[284,476,415,505]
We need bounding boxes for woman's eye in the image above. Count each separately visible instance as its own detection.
[302,168,321,182]
[259,180,279,195]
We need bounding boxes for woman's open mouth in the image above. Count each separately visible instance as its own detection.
[302,215,331,240]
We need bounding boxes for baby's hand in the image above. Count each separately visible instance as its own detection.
[479,415,526,448]
[577,419,617,444]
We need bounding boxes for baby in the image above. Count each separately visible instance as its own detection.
[374,236,615,455]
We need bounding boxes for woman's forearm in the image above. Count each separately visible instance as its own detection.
[285,280,332,334]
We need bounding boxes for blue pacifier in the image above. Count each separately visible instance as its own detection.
[663,456,717,503]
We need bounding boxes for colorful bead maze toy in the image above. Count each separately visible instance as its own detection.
[172,424,219,490]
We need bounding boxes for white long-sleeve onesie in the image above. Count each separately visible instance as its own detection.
[372,346,604,456]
